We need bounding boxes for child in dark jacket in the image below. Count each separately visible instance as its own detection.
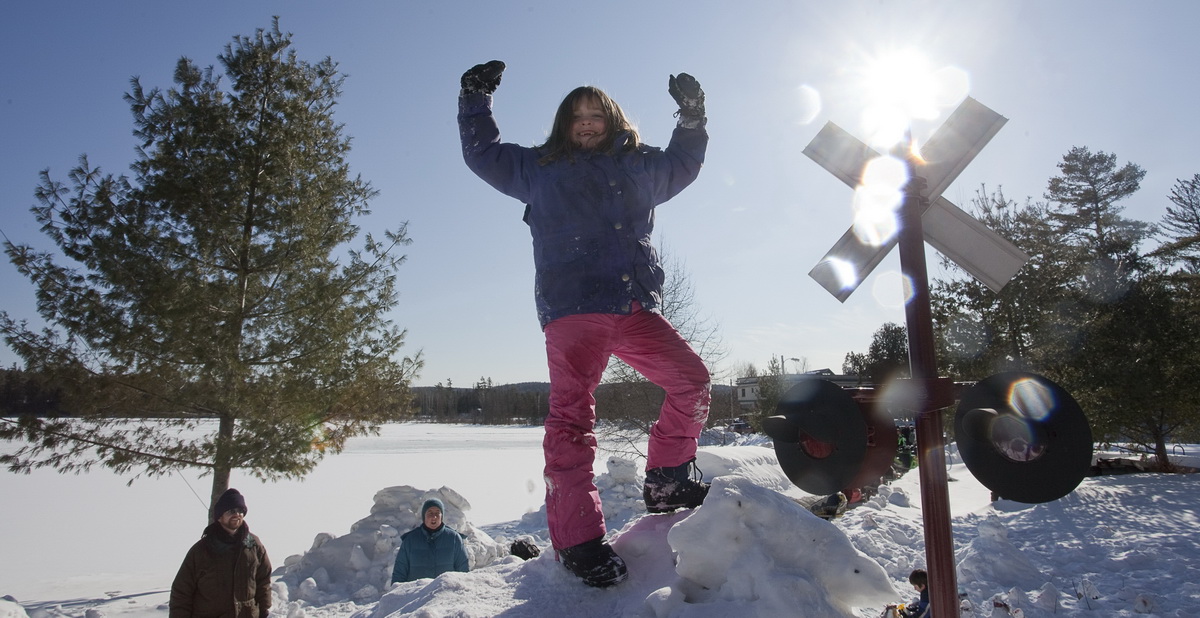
[458,60,711,588]
[887,569,932,617]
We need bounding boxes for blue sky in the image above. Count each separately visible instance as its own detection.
[2,1,1197,387]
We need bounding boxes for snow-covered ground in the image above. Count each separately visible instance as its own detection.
[2,423,1198,617]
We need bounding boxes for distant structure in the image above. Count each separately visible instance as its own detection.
[734,369,862,409]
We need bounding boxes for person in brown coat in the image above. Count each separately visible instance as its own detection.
[170,488,272,618]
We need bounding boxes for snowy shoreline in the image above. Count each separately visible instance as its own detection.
[3,424,1199,617]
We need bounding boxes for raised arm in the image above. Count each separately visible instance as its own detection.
[457,60,538,203]
[646,72,708,203]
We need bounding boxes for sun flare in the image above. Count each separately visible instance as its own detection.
[857,49,970,148]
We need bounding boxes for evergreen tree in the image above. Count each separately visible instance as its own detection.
[749,356,787,431]
[866,322,909,385]
[0,21,420,514]
[1072,172,1200,464]
[839,322,909,386]
[931,150,1198,468]
[931,186,1078,379]
[1040,147,1152,392]
[1072,272,1199,468]
[1044,146,1152,303]
[1154,173,1200,274]
[841,352,869,384]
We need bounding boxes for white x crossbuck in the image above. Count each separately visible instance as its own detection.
[804,97,1030,301]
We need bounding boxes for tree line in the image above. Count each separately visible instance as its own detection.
[809,149,1199,470]
[930,149,1199,470]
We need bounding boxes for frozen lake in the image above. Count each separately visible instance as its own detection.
[0,423,553,600]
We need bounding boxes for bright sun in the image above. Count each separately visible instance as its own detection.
[845,49,971,247]
[857,49,970,148]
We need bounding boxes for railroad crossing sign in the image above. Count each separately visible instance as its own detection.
[800,96,1027,616]
[804,97,1029,301]
[787,94,1091,617]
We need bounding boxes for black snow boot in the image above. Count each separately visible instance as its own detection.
[643,457,710,514]
[558,536,628,588]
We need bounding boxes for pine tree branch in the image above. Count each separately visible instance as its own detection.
[0,416,212,470]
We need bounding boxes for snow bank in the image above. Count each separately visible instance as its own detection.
[650,475,898,616]
[274,454,666,608]
[277,486,504,605]
[349,452,898,618]
[957,513,1048,591]
[0,599,30,618]
[8,428,1199,618]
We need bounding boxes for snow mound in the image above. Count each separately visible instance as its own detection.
[358,474,895,618]
[0,599,30,618]
[277,486,504,604]
[957,513,1048,591]
[275,454,681,609]
[654,475,898,616]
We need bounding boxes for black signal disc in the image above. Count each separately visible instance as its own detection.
[764,379,868,495]
[955,372,1092,503]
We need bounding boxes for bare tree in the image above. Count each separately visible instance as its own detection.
[596,243,727,458]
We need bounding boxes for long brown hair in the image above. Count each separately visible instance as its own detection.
[538,86,641,164]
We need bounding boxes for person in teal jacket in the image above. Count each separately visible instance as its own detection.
[391,498,470,583]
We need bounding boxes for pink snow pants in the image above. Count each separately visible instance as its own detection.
[542,304,711,550]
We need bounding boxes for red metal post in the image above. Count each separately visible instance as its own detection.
[896,148,959,616]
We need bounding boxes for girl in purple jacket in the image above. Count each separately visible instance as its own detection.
[458,61,711,588]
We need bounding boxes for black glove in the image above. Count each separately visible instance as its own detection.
[668,73,705,128]
[461,60,506,95]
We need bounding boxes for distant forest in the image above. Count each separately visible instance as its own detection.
[411,381,739,427]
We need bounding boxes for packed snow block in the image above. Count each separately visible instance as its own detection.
[297,577,320,604]
[883,485,912,508]
[352,585,381,604]
[271,580,290,605]
[279,486,504,603]
[1006,586,1029,611]
[606,456,639,484]
[366,569,511,618]
[597,457,650,525]
[1033,582,1060,612]
[695,445,811,495]
[0,600,29,618]
[957,513,1048,591]
[645,475,898,616]
[308,532,334,551]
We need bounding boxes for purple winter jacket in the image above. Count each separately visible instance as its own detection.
[458,91,708,328]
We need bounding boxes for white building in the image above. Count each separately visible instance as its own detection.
[734,368,863,409]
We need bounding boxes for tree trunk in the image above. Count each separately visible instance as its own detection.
[1153,426,1173,472]
[208,414,236,524]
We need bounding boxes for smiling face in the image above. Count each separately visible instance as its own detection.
[570,96,608,150]
[217,508,245,534]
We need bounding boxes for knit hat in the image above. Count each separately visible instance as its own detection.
[213,488,248,521]
[421,498,445,519]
